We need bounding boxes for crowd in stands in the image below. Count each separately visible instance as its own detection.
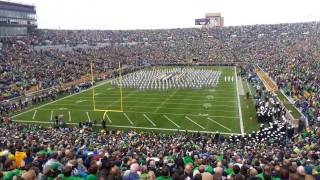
[0,121,319,180]
[1,21,320,123]
[0,21,320,180]
[0,80,94,117]
[1,62,319,180]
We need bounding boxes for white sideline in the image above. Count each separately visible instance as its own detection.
[185,116,205,130]
[12,119,242,135]
[207,117,232,132]
[246,80,253,95]
[75,99,86,104]
[143,114,156,127]
[123,113,134,125]
[47,103,238,113]
[163,115,180,128]
[234,67,244,135]
[32,108,240,119]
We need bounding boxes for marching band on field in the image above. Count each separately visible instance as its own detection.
[111,68,222,90]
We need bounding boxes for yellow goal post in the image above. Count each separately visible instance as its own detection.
[90,62,124,119]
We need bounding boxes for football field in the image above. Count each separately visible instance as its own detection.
[11,66,258,135]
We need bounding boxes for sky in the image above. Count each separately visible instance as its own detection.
[15,0,320,30]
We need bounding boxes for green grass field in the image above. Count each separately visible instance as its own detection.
[275,91,301,120]
[11,66,259,135]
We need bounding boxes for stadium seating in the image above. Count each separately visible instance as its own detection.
[0,22,319,179]
[1,22,319,124]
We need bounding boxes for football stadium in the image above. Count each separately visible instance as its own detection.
[12,66,256,135]
[0,0,319,180]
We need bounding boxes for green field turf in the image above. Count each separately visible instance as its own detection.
[11,66,259,135]
[275,91,301,120]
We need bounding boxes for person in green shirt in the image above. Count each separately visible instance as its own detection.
[156,166,172,180]
[3,169,23,180]
[85,164,98,180]
[86,173,97,180]
[225,163,234,175]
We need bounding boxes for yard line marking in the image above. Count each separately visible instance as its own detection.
[123,113,134,125]
[246,80,253,95]
[155,90,178,112]
[163,115,180,128]
[36,108,240,119]
[32,110,37,120]
[237,77,245,95]
[11,80,110,119]
[75,99,87,104]
[143,114,156,127]
[102,111,112,123]
[62,98,238,104]
[235,67,244,135]
[185,116,205,130]
[50,111,53,121]
[69,93,238,99]
[86,112,91,122]
[68,111,71,122]
[105,90,138,108]
[12,119,242,135]
[58,107,68,110]
[47,103,238,113]
[207,117,232,132]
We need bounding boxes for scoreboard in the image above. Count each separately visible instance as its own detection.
[195,13,224,27]
[195,18,209,25]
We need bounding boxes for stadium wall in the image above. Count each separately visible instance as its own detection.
[0,26,27,36]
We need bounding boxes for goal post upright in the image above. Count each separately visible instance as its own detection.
[91,61,124,117]
[118,62,124,112]
[90,62,96,111]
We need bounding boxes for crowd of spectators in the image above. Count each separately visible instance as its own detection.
[1,62,318,180]
[0,21,320,180]
[0,82,92,117]
[0,121,319,180]
[1,21,319,123]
